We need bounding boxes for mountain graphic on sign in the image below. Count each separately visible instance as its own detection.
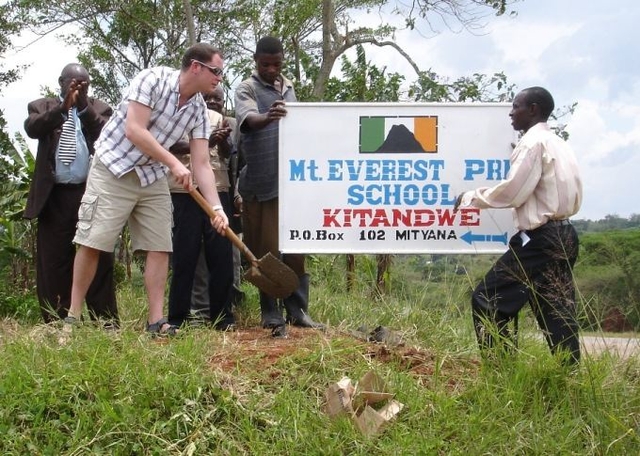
[374,124,426,153]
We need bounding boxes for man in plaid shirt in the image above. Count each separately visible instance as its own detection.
[66,43,229,335]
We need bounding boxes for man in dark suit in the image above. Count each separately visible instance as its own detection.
[24,63,118,324]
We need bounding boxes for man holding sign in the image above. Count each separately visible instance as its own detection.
[235,36,323,337]
[455,86,583,365]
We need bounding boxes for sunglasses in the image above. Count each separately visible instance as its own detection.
[192,59,223,77]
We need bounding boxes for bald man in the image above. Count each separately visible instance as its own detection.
[24,63,119,325]
[455,86,582,365]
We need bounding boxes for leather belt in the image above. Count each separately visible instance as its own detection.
[54,182,86,188]
[546,219,571,226]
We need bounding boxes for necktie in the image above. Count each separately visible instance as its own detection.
[58,108,77,165]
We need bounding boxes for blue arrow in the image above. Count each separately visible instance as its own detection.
[460,231,508,245]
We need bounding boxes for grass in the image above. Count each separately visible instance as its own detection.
[0,254,639,455]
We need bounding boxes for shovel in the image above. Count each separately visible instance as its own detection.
[189,189,299,298]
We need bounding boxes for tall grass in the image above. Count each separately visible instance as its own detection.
[0,254,638,455]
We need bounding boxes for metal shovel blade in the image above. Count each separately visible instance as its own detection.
[243,252,299,298]
[189,189,299,298]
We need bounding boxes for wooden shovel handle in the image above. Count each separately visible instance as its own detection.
[188,189,259,265]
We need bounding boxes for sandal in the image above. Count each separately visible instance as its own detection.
[146,317,179,337]
[63,315,81,326]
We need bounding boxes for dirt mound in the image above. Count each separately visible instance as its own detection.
[206,325,477,389]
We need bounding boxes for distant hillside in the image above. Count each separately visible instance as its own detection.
[572,214,640,233]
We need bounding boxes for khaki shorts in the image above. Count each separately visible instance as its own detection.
[74,158,173,253]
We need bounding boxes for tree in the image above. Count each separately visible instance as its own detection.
[0,2,24,137]
[0,116,36,292]
[409,70,516,102]
[8,0,246,104]
[0,4,23,87]
[0,3,35,294]
[309,0,513,99]
[324,44,404,101]
[8,0,519,103]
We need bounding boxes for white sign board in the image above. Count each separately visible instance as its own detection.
[279,102,518,254]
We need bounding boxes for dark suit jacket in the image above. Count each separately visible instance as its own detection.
[23,97,113,219]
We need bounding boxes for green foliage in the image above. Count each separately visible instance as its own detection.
[0,115,36,296]
[6,0,522,104]
[0,285,39,322]
[0,7,36,312]
[576,229,640,329]
[0,3,24,87]
[573,213,640,234]
[8,0,243,104]
[323,44,404,102]
[409,70,516,102]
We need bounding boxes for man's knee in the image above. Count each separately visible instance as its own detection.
[471,284,491,313]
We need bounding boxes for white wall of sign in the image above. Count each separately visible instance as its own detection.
[278,102,518,254]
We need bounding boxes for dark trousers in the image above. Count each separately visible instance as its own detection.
[241,197,305,276]
[471,222,580,364]
[241,197,307,325]
[168,192,234,326]
[36,184,118,323]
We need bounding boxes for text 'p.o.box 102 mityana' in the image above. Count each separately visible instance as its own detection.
[278,102,518,255]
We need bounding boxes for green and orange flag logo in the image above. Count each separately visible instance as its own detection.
[359,116,438,154]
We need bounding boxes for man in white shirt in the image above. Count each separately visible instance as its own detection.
[455,86,583,365]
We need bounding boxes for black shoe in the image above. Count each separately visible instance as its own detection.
[261,314,286,329]
[214,320,237,332]
[269,323,288,338]
[102,321,119,332]
[286,311,325,330]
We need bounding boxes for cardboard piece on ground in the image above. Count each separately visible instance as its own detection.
[324,376,356,417]
[324,371,404,435]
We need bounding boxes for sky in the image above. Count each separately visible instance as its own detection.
[1,0,638,221]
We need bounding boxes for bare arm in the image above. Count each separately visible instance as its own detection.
[125,100,191,188]
[190,137,229,233]
[243,100,287,131]
[235,82,287,132]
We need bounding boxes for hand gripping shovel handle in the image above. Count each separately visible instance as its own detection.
[188,189,258,266]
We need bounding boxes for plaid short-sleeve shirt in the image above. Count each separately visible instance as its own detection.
[95,67,210,187]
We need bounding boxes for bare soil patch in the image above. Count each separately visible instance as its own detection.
[206,326,639,383]
[206,325,477,390]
